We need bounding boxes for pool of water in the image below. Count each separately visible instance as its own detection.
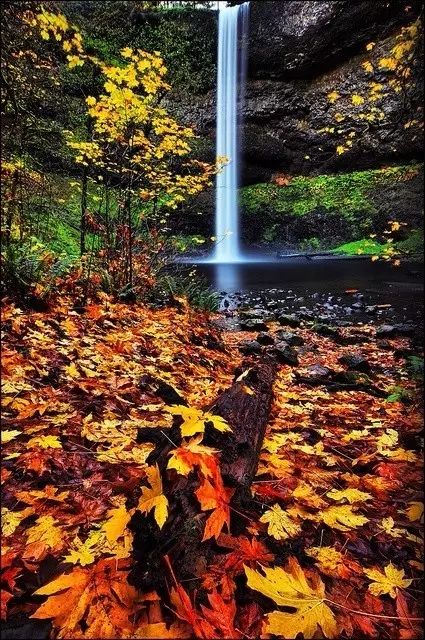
[190,256,424,322]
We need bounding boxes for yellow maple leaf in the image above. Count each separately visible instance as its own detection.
[366,42,376,51]
[65,362,80,378]
[405,502,424,522]
[167,434,218,477]
[31,560,139,637]
[362,61,374,73]
[26,435,62,449]
[364,562,413,598]
[317,505,368,531]
[2,507,33,536]
[326,488,372,504]
[293,482,326,508]
[165,405,231,437]
[379,516,404,538]
[334,113,345,122]
[64,542,97,567]
[305,547,360,578]
[336,145,346,155]
[378,57,397,71]
[102,503,131,545]
[27,515,64,550]
[132,621,190,638]
[137,465,168,528]
[327,91,340,104]
[351,94,365,105]
[259,504,301,540]
[121,47,134,58]
[2,430,22,443]
[245,558,338,639]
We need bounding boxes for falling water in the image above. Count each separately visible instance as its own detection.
[214,2,249,263]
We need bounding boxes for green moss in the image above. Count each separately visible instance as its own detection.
[333,230,424,259]
[240,163,422,222]
[396,229,423,258]
[332,238,389,255]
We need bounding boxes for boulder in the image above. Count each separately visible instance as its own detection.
[273,342,299,366]
[305,364,333,380]
[277,313,301,328]
[240,319,269,332]
[256,332,275,346]
[239,340,263,355]
[248,1,421,79]
[274,330,304,346]
[338,353,371,372]
[376,324,415,338]
[314,324,341,339]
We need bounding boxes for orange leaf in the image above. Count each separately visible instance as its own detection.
[195,476,234,541]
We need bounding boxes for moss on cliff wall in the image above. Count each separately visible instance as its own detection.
[239,163,423,246]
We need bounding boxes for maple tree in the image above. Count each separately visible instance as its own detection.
[322,18,423,157]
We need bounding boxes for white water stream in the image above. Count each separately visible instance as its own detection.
[214,2,249,263]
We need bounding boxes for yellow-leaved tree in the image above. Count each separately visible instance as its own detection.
[31,9,223,296]
[66,45,223,294]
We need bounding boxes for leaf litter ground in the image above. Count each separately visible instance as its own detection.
[1,297,423,639]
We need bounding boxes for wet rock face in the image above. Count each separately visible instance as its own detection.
[247,0,420,79]
[171,1,422,184]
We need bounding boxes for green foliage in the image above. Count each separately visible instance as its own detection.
[386,386,414,403]
[333,229,424,259]
[170,234,208,253]
[62,2,216,95]
[396,229,424,259]
[300,237,322,251]
[158,271,219,311]
[1,237,73,300]
[406,356,424,383]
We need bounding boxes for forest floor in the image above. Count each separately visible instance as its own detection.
[1,294,424,640]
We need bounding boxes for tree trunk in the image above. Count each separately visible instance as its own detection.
[4,168,19,246]
[80,168,88,256]
[129,357,277,592]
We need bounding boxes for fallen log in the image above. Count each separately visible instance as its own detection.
[129,357,277,592]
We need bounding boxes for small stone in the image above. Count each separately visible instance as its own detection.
[238,340,262,355]
[366,306,377,314]
[299,310,315,320]
[239,309,272,320]
[335,320,351,327]
[274,330,304,346]
[338,353,371,372]
[351,302,365,310]
[273,342,299,366]
[277,314,300,328]
[256,332,275,345]
[314,324,340,339]
[306,364,332,379]
[376,324,414,338]
[377,339,392,350]
[239,319,269,332]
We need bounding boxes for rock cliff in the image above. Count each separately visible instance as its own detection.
[170,0,423,183]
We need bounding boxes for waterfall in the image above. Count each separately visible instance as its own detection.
[214,2,249,263]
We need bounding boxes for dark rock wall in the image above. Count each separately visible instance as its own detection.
[171,0,423,183]
[247,1,419,79]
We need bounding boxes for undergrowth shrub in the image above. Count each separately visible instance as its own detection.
[1,237,73,302]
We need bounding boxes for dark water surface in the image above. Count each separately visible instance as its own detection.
[191,257,424,322]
